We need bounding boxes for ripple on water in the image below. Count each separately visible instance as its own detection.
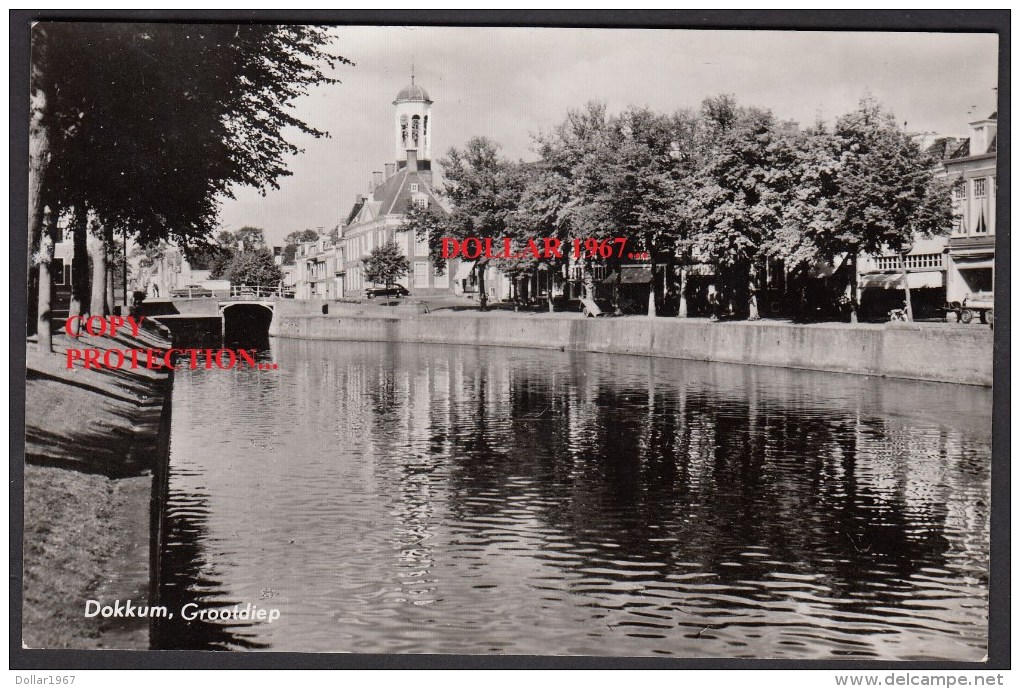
[157,340,991,659]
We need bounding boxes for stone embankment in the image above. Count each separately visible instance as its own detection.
[272,309,993,387]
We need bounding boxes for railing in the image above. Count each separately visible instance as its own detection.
[228,284,295,299]
[873,254,945,271]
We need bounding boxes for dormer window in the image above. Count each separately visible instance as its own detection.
[410,183,419,193]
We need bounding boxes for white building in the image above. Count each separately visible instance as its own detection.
[943,113,996,307]
[857,112,997,320]
[294,233,343,300]
[338,74,464,298]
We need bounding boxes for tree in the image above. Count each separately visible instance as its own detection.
[222,248,284,287]
[28,23,348,350]
[691,102,800,319]
[785,97,954,322]
[232,226,270,251]
[398,204,449,273]
[282,229,320,265]
[526,102,613,305]
[435,137,528,311]
[362,241,410,289]
[601,107,691,316]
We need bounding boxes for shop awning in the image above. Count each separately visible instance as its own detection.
[603,265,653,285]
[453,261,475,281]
[859,271,944,290]
[953,257,995,271]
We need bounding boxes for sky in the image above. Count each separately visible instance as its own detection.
[217,26,999,246]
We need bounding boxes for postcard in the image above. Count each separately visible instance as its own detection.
[16,16,1004,669]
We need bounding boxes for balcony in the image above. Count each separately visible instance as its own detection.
[872,254,945,271]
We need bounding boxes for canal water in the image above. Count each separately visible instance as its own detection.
[156,338,992,659]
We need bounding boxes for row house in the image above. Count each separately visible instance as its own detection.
[293,234,343,300]
[856,111,997,320]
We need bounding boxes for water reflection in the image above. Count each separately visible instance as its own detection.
[158,339,991,658]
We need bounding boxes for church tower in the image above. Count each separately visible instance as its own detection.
[393,67,433,171]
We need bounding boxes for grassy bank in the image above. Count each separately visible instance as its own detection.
[22,326,173,650]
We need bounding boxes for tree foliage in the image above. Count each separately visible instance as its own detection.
[220,248,284,286]
[29,23,348,347]
[398,203,449,273]
[436,137,529,309]
[281,228,320,265]
[37,23,348,251]
[430,94,953,321]
[362,241,409,287]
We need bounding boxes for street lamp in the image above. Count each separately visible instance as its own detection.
[900,241,914,322]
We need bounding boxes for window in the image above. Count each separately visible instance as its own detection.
[975,210,988,234]
[953,181,967,201]
[415,230,429,255]
[410,183,419,192]
[974,178,986,198]
[433,265,449,288]
[414,261,429,288]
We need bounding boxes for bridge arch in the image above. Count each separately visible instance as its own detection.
[220,301,274,346]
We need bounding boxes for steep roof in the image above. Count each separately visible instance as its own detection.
[342,169,447,233]
[343,197,366,227]
[926,137,959,160]
[949,139,971,159]
[370,169,445,217]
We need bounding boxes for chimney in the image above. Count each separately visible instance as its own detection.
[355,194,364,204]
[385,163,395,178]
[406,149,418,172]
[373,171,384,187]
[969,115,997,156]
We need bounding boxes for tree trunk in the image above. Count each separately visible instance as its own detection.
[848,252,859,324]
[748,265,761,321]
[106,264,116,315]
[121,228,130,308]
[35,208,56,351]
[677,265,688,318]
[69,214,90,331]
[27,29,50,336]
[104,225,116,313]
[900,253,914,323]
[90,226,108,317]
[477,265,487,311]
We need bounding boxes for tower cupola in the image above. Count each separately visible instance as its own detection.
[394,67,433,169]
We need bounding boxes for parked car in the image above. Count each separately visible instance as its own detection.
[170,284,213,298]
[365,284,410,299]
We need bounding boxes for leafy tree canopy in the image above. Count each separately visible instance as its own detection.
[36,23,349,253]
[218,248,283,286]
[361,241,409,287]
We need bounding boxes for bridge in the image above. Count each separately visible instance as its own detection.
[147,285,293,346]
[218,286,291,345]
